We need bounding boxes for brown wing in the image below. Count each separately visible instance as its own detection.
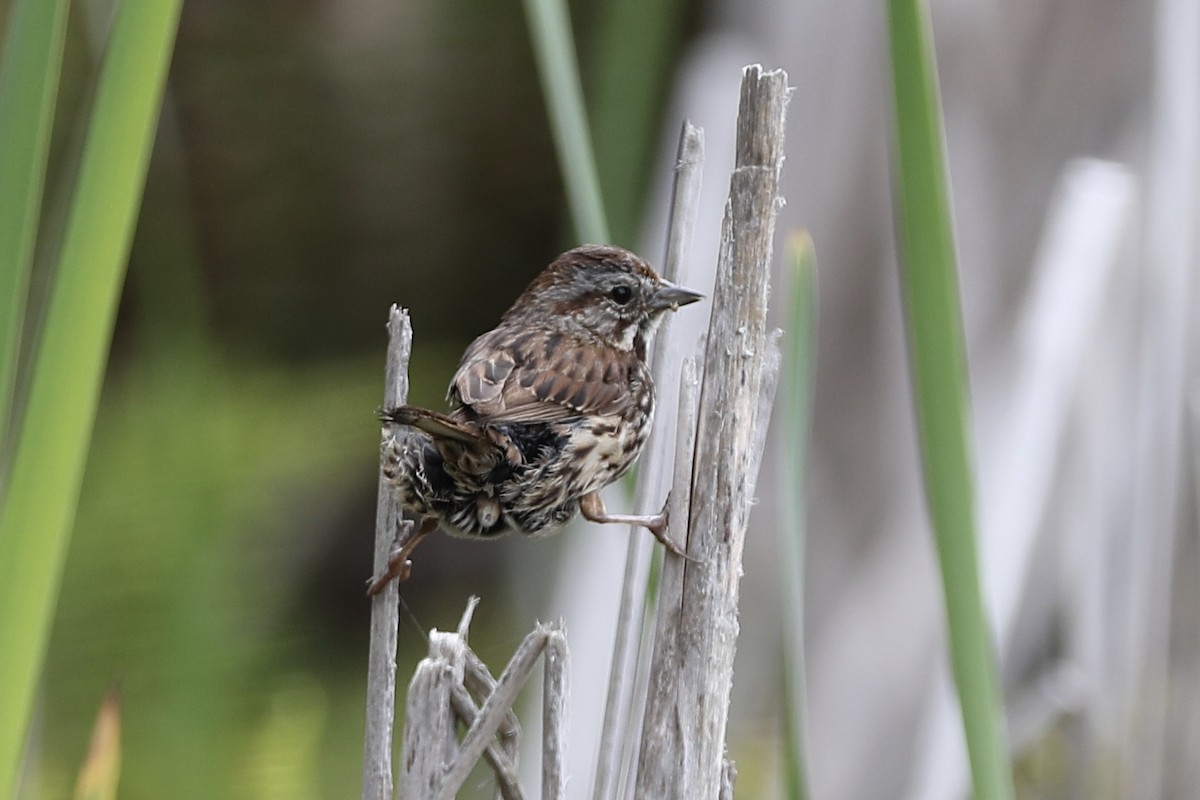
[450,328,631,424]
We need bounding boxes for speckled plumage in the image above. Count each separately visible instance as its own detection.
[368,245,702,592]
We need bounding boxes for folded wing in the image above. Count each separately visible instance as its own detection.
[451,330,631,425]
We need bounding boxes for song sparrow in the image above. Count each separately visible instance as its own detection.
[367,244,703,594]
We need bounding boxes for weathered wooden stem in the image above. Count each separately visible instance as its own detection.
[635,64,790,799]
[362,306,413,800]
[400,631,466,798]
[462,649,523,800]
[592,120,705,800]
[541,628,570,800]
[634,356,701,795]
[447,683,524,800]
[396,605,567,800]
[430,622,567,800]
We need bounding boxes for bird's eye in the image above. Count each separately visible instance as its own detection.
[610,285,633,305]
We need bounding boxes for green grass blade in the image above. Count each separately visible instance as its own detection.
[780,232,817,800]
[520,0,609,243]
[0,1,183,793]
[588,0,688,247]
[0,0,69,447]
[885,2,1015,799]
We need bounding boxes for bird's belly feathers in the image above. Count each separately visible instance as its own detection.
[564,410,651,497]
[386,408,653,540]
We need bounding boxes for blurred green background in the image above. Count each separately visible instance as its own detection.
[6,0,694,797]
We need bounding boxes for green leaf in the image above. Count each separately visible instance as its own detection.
[780,231,817,800]
[886,1,1015,799]
[587,0,689,247]
[0,0,68,448]
[520,0,609,244]
[0,1,183,793]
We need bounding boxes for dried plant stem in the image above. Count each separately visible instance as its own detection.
[436,626,551,799]
[447,684,523,799]
[634,355,701,795]
[592,120,705,800]
[635,64,789,799]
[426,623,567,800]
[461,650,523,800]
[401,631,466,798]
[1122,0,1200,795]
[396,598,569,800]
[541,630,570,800]
[361,306,413,800]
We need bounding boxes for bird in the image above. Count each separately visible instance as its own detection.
[367,244,704,595]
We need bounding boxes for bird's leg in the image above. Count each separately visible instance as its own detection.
[366,517,438,596]
[579,491,687,558]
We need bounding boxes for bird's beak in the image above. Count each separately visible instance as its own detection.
[649,280,704,311]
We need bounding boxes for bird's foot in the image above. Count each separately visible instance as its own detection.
[579,491,689,559]
[648,492,690,558]
[366,518,436,596]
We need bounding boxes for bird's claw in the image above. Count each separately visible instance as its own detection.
[365,554,412,596]
[366,520,425,596]
[649,492,689,559]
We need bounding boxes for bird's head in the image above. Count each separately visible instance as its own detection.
[506,245,704,358]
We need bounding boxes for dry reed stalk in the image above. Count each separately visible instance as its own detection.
[635,64,790,799]
[362,306,413,800]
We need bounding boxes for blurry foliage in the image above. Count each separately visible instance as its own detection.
[581,0,692,248]
[1,0,181,793]
[37,337,523,798]
[42,346,375,799]
[167,0,567,357]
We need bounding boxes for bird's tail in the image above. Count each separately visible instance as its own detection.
[378,406,488,446]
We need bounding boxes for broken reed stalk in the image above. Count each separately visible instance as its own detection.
[459,649,523,799]
[433,623,561,800]
[407,597,525,800]
[362,306,413,800]
[635,64,790,799]
[402,631,465,798]
[591,120,705,800]
[395,598,569,800]
[541,630,570,800]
